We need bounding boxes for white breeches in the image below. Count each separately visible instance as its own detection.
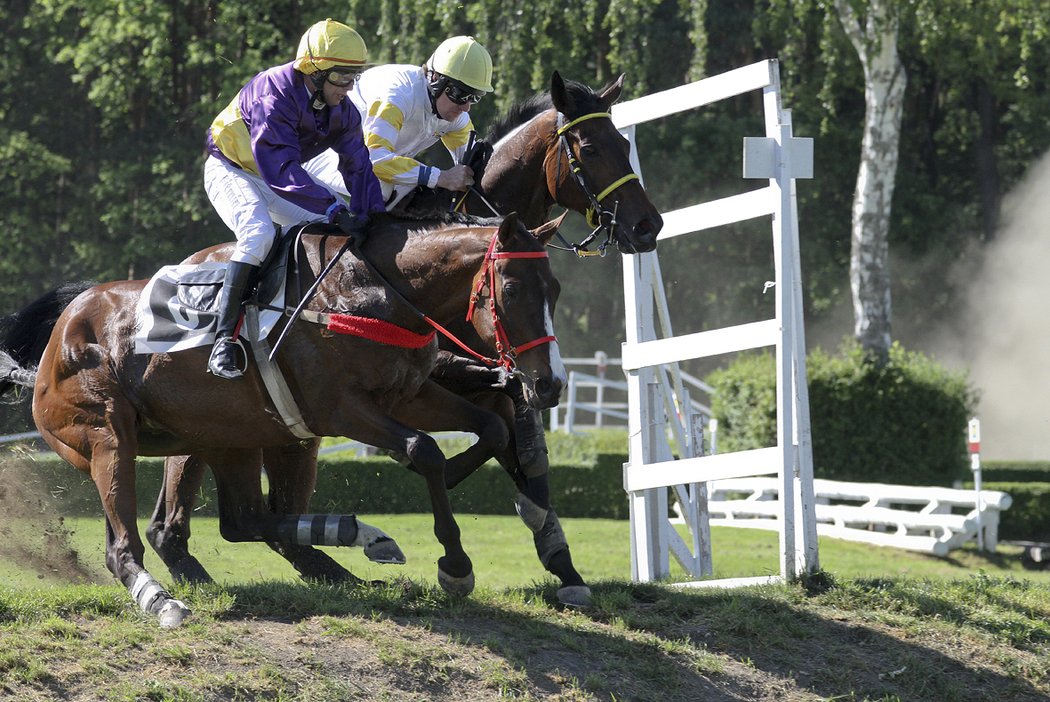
[303,149,408,209]
[203,155,339,266]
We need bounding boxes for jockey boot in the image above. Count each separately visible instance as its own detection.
[207,261,255,380]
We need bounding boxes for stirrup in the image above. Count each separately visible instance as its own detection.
[207,337,247,380]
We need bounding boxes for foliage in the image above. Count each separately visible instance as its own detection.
[1,1,1049,368]
[706,341,978,485]
[982,462,1050,483]
[980,481,1050,541]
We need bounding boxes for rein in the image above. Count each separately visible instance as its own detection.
[552,111,641,257]
[291,230,555,372]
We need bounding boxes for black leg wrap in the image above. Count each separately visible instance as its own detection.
[275,514,359,547]
[533,507,569,569]
[507,378,549,478]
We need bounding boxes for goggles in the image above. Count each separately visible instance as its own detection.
[443,82,485,105]
[326,67,362,87]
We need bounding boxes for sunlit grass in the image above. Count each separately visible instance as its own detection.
[3,513,1048,591]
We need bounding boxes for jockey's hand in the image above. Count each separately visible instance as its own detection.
[332,207,369,248]
[436,164,474,192]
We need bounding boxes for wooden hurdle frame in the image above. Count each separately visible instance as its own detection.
[614,59,819,587]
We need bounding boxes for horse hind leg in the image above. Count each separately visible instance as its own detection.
[261,443,405,582]
[91,442,190,628]
[146,455,213,584]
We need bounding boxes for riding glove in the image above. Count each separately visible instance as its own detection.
[331,206,369,248]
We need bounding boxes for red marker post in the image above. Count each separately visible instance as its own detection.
[968,418,984,550]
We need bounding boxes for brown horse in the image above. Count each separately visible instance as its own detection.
[148,71,664,609]
[0,213,565,627]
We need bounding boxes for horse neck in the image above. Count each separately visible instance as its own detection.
[484,110,560,228]
[390,227,491,327]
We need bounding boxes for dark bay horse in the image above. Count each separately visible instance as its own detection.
[0,213,564,627]
[150,71,664,609]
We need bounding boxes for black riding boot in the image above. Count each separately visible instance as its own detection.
[207,261,255,380]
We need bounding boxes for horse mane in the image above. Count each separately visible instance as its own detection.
[485,77,605,144]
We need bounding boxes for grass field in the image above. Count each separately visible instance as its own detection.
[3,512,1050,700]
[4,513,1048,591]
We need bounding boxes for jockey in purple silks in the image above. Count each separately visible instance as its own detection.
[202,18,386,380]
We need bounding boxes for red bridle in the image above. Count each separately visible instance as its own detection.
[455,231,557,370]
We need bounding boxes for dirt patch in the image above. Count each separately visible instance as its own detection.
[0,454,101,584]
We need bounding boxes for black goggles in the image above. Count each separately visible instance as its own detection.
[326,67,362,87]
[443,83,485,105]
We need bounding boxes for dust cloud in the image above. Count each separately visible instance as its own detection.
[0,453,102,584]
[926,151,1050,461]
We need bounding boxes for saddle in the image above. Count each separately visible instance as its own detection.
[133,223,318,354]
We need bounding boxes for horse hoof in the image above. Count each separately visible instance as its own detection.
[157,599,191,629]
[437,568,475,598]
[365,537,406,565]
[557,585,592,608]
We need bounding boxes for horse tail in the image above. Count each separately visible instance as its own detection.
[0,349,36,398]
[0,281,95,399]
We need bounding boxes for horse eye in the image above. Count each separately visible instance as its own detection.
[502,282,519,299]
[579,143,597,157]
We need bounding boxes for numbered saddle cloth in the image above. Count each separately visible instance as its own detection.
[133,262,284,354]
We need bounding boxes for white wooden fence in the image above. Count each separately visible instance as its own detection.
[692,477,1011,556]
[549,353,713,435]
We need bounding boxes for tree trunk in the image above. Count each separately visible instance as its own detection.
[836,0,906,365]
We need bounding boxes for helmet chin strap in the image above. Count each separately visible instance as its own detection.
[425,68,446,116]
[309,72,327,111]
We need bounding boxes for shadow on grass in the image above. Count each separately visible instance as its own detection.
[211,575,1048,702]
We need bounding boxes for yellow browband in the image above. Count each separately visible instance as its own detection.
[555,111,612,135]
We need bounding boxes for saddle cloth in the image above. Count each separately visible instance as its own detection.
[134,262,284,355]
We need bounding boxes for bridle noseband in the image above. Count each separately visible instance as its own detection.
[554,111,640,257]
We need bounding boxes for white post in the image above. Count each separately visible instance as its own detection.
[968,417,984,550]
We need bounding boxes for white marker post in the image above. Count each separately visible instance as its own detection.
[968,417,984,551]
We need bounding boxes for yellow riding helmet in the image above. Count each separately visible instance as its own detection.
[293,18,368,75]
[426,36,493,93]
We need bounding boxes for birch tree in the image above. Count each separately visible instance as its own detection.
[835,0,906,364]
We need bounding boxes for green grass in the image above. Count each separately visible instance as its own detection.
[4,513,1048,591]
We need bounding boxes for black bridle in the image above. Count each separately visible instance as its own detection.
[550,111,640,257]
[457,110,642,258]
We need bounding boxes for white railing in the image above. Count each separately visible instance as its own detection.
[687,477,1011,556]
[549,352,713,434]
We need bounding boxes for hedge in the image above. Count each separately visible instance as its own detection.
[972,481,1050,542]
[981,462,1050,483]
[3,452,631,521]
[706,342,977,486]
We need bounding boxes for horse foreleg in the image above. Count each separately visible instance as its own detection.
[347,388,473,597]
[456,386,592,608]
[146,455,213,584]
[391,380,509,490]
[261,441,405,581]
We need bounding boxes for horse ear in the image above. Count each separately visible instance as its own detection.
[496,212,520,249]
[531,211,568,246]
[599,73,626,108]
[550,71,569,113]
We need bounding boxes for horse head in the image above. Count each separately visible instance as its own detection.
[467,213,566,409]
[549,71,663,254]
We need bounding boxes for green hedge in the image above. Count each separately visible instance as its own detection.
[975,481,1050,542]
[5,452,631,521]
[10,452,1050,545]
[706,342,977,486]
[981,462,1050,483]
